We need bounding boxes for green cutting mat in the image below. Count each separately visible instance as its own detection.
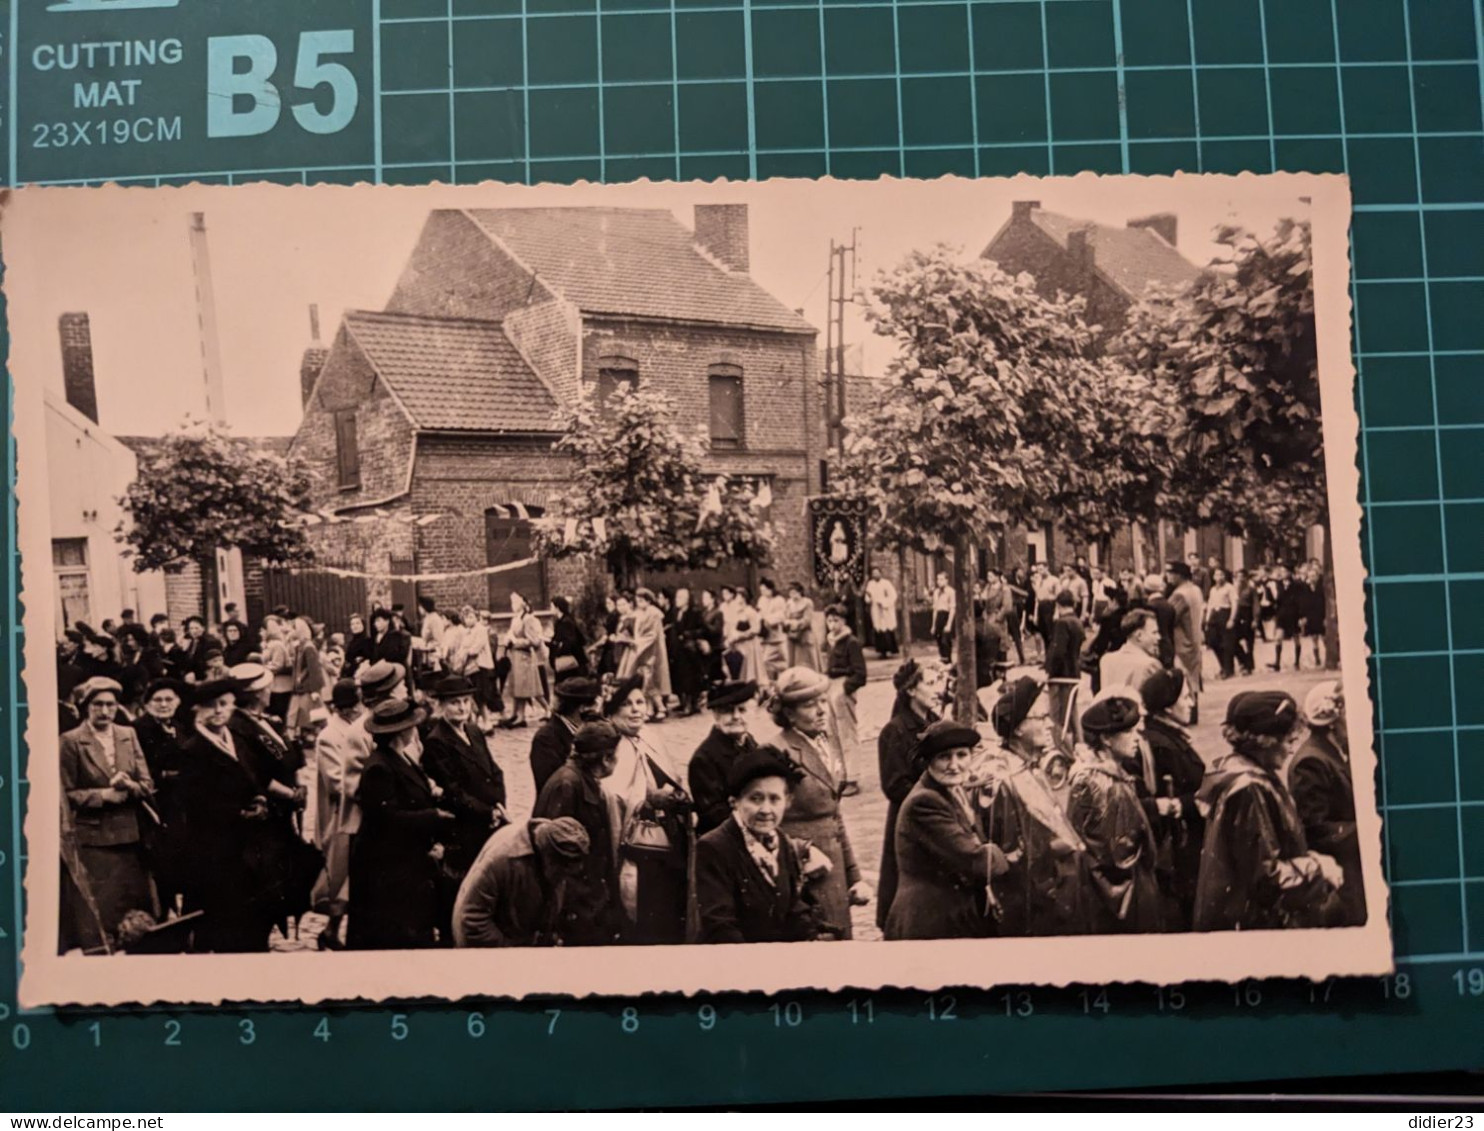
[2,0,1483,1108]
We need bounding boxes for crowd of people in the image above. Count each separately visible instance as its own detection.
[55,551,1356,955]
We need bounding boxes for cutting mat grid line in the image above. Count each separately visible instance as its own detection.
[1,0,1483,1102]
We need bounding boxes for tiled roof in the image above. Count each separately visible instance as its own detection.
[345,310,560,433]
[462,207,816,334]
[1029,210,1202,296]
[116,434,293,457]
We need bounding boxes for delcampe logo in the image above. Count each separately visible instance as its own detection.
[46,0,180,12]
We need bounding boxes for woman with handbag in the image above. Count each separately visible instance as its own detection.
[603,675,694,944]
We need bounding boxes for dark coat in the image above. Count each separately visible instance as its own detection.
[1137,716,1208,926]
[671,605,709,700]
[1288,731,1363,925]
[422,717,507,876]
[130,713,189,897]
[687,727,758,836]
[528,715,577,798]
[349,746,452,949]
[825,632,868,696]
[342,632,375,678]
[886,772,998,941]
[228,710,302,822]
[532,762,620,946]
[875,693,930,930]
[1045,612,1086,679]
[694,817,819,943]
[1276,579,1308,635]
[373,629,413,667]
[548,614,589,676]
[1147,598,1178,669]
[452,820,563,947]
[180,633,224,680]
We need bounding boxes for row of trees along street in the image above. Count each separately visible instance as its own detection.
[118,218,1330,725]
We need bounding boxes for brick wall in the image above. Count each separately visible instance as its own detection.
[386,211,555,322]
[290,327,415,511]
[164,563,204,626]
[303,509,416,611]
[984,218,1131,337]
[504,297,581,406]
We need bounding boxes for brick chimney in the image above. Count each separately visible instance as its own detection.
[1067,225,1096,269]
[693,204,749,273]
[1011,200,1041,221]
[1128,212,1178,246]
[300,304,329,408]
[59,312,99,424]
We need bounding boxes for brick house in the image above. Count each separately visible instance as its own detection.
[288,203,826,626]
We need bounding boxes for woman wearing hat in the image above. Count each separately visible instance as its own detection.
[688,680,761,836]
[886,720,1010,940]
[60,677,160,943]
[423,674,508,939]
[1067,692,1164,934]
[453,816,593,947]
[1135,667,1205,929]
[1193,690,1344,931]
[348,698,456,949]
[130,678,189,910]
[876,658,946,931]
[221,620,256,670]
[228,664,308,834]
[313,679,370,949]
[548,595,591,678]
[176,676,296,951]
[694,748,823,944]
[533,720,625,946]
[603,676,693,944]
[769,666,870,939]
[1288,680,1363,926]
[981,676,1092,936]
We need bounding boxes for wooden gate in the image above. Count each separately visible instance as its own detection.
[261,568,368,633]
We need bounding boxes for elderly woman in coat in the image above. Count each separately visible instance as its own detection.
[768,667,872,939]
[61,677,160,943]
[885,720,1010,941]
[694,747,823,944]
[875,658,945,931]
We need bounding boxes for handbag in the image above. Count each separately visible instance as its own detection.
[621,816,674,858]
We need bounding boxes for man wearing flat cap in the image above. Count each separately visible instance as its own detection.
[980,676,1093,936]
[1193,690,1344,931]
[529,675,601,797]
[693,748,821,944]
[453,816,591,947]
[687,680,760,836]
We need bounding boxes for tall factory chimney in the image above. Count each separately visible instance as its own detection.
[188,212,228,424]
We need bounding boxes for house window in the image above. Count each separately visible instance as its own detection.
[486,509,548,612]
[595,356,638,416]
[53,538,90,634]
[708,364,744,450]
[334,409,360,490]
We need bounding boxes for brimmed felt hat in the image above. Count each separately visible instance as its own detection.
[554,676,601,705]
[142,677,187,704]
[772,667,831,706]
[75,676,123,709]
[706,680,756,712]
[1139,667,1184,716]
[228,662,273,694]
[726,745,801,795]
[191,676,242,706]
[1226,690,1299,737]
[991,675,1044,739]
[429,674,476,700]
[355,660,405,700]
[329,678,360,710]
[917,719,982,763]
[1303,680,1343,728]
[1081,690,1143,735]
[364,697,427,736]
[602,674,644,717]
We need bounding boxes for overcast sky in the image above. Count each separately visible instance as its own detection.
[10,176,1311,439]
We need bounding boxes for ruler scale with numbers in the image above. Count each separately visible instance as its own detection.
[2,0,1483,1108]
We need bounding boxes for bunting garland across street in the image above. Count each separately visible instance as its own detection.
[264,556,538,584]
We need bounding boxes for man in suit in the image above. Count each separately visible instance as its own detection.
[528,675,600,797]
[694,748,821,944]
[1098,609,1164,694]
[60,677,160,941]
[422,674,507,944]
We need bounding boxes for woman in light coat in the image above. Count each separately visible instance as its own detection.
[503,591,548,727]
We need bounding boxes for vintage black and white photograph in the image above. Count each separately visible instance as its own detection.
[10,173,1387,1006]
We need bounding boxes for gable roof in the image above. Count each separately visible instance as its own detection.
[462,207,816,334]
[344,310,560,433]
[1022,210,1202,296]
[114,433,292,458]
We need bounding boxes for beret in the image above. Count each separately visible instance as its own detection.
[917,719,982,762]
[1081,691,1142,735]
[726,747,800,796]
[1138,667,1184,715]
[553,676,602,704]
[75,677,123,708]
[1226,690,1299,737]
[706,680,757,711]
[142,677,187,704]
[991,675,1043,739]
[573,720,622,756]
[329,679,360,710]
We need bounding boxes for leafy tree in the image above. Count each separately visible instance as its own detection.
[533,383,775,590]
[835,246,1151,720]
[1114,218,1336,664]
[117,420,315,573]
